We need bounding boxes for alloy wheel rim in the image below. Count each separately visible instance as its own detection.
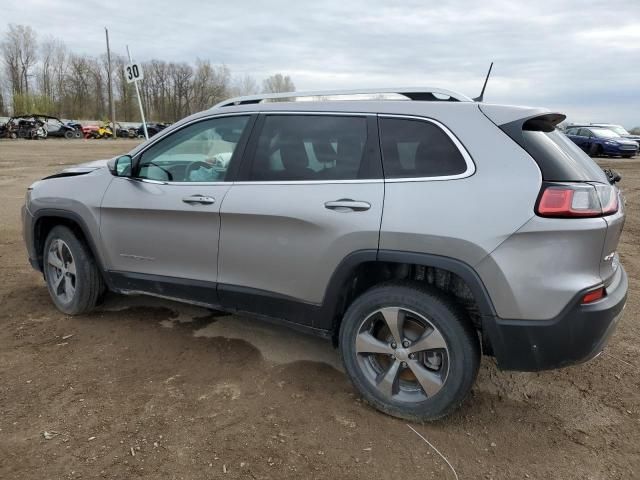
[355,307,449,402]
[46,239,77,304]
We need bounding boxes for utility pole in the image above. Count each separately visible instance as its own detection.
[105,28,116,139]
[126,45,148,140]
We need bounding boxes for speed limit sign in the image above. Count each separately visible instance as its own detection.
[125,62,143,83]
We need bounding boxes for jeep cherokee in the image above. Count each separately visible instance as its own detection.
[22,88,628,420]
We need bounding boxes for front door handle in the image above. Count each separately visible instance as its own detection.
[182,194,215,205]
[324,199,371,212]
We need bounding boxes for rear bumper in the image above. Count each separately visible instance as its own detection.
[484,266,628,371]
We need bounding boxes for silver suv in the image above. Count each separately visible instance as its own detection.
[22,88,628,420]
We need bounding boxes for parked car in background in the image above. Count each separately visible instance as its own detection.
[137,122,169,138]
[115,123,139,138]
[40,115,83,139]
[1,114,47,139]
[565,126,638,158]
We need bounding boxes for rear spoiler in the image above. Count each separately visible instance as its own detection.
[479,104,566,129]
[479,105,613,182]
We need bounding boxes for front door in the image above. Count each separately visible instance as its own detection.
[100,114,253,296]
[217,113,384,326]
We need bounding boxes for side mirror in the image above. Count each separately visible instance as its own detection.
[108,155,133,177]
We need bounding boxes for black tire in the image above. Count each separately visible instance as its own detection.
[339,282,480,421]
[74,130,82,139]
[43,226,104,315]
[622,154,633,158]
[64,129,74,139]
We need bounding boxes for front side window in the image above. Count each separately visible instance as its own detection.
[249,115,368,181]
[379,117,468,178]
[137,115,250,182]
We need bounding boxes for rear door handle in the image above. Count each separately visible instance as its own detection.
[182,194,215,205]
[324,199,371,212]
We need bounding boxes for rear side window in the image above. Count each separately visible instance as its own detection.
[379,117,468,179]
[249,115,369,181]
[520,129,607,182]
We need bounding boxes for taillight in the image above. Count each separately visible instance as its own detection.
[536,183,618,218]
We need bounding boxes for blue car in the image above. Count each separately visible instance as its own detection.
[565,126,639,158]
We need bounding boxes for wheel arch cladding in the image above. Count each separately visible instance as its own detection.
[322,250,498,342]
[33,210,105,275]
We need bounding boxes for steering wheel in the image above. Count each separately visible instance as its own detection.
[184,160,215,181]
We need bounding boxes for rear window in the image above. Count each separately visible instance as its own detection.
[379,117,468,179]
[521,129,608,182]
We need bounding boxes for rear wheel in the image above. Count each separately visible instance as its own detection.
[43,226,104,315]
[339,283,480,421]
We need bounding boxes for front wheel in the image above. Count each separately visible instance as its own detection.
[43,226,104,315]
[339,283,480,421]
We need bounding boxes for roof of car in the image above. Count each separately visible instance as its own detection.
[127,91,559,158]
[208,88,556,124]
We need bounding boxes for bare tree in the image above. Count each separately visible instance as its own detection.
[231,74,259,97]
[262,73,295,93]
[1,25,23,98]
[169,62,194,120]
[191,60,230,111]
[114,54,136,121]
[1,24,37,99]
[1,22,296,121]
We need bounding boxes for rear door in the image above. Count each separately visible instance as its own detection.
[100,114,253,290]
[217,113,384,326]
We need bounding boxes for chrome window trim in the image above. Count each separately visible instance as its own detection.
[232,179,384,186]
[378,114,476,183]
[131,111,475,186]
[133,178,383,186]
[260,111,376,117]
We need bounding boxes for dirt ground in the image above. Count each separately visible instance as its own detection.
[0,139,638,480]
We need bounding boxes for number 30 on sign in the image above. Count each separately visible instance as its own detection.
[125,63,143,83]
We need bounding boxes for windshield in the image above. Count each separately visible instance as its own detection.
[607,126,629,136]
[591,128,620,139]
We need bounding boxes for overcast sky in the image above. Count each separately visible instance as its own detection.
[3,0,640,126]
